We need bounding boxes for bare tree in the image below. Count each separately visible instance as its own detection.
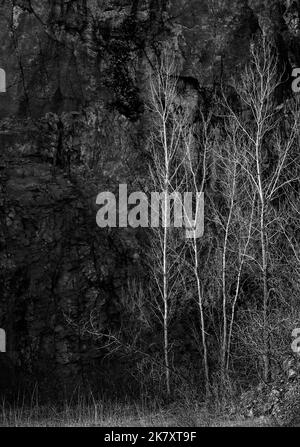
[224,35,300,381]
[147,48,186,395]
[181,111,211,394]
[213,120,256,379]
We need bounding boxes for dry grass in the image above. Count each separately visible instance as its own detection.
[0,397,273,427]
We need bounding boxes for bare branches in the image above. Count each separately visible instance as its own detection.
[147,48,186,395]
[223,36,300,381]
[182,111,212,395]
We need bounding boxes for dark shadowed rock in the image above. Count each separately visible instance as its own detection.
[0,354,15,395]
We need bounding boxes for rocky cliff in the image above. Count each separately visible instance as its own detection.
[0,0,300,395]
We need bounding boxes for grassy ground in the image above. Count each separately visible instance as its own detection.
[0,399,273,427]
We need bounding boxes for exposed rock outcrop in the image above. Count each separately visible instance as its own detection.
[0,0,300,393]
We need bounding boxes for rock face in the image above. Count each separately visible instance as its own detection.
[0,353,15,396]
[0,0,300,393]
[0,120,142,392]
[240,355,300,426]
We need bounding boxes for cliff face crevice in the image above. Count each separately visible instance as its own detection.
[1,0,300,393]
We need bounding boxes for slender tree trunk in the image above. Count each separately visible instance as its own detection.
[184,119,210,395]
[255,125,270,382]
[163,183,170,394]
[162,114,171,395]
[226,198,254,371]
[260,203,270,382]
[194,242,210,395]
[221,163,236,382]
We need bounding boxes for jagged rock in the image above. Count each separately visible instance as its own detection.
[240,355,300,425]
